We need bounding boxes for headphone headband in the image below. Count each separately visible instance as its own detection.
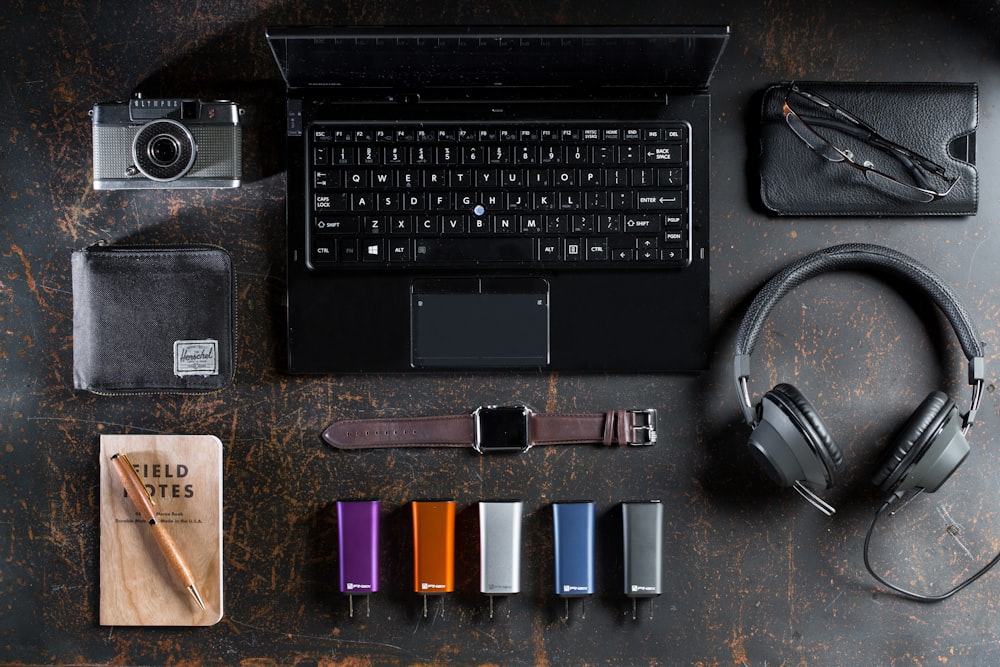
[734,243,985,426]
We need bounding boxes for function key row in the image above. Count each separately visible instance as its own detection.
[312,126,688,143]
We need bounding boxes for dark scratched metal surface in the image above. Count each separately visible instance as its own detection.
[2,1,1000,665]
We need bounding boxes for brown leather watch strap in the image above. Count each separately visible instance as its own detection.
[322,414,473,449]
[321,408,656,451]
[531,411,639,446]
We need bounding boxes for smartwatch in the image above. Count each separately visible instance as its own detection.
[321,405,657,453]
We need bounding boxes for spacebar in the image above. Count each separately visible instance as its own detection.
[413,238,535,263]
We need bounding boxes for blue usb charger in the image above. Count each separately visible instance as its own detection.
[553,501,596,620]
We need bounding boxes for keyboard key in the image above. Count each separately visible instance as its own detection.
[658,168,685,187]
[488,145,512,164]
[361,240,385,262]
[314,193,348,212]
[314,170,340,189]
[494,216,517,233]
[624,215,662,232]
[619,145,642,163]
[661,247,687,263]
[596,214,621,233]
[340,239,359,262]
[376,193,401,211]
[537,239,562,261]
[388,240,410,261]
[645,145,682,164]
[315,217,360,234]
[611,247,635,261]
[416,217,439,234]
[442,216,466,234]
[585,238,609,261]
[351,194,375,211]
[371,170,394,188]
[564,239,584,261]
[331,146,354,165]
[520,216,544,233]
[566,146,589,163]
[363,217,385,235]
[636,191,684,210]
[540,145,562,163]
[413,238,534,263]
[516,146,538,164]
[312,241,338,264]
[389,216,413,234]
[359,145,379,165]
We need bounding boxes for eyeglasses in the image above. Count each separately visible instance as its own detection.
[783,84,959,203]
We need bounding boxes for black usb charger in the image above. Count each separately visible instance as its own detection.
[622,500,663,620]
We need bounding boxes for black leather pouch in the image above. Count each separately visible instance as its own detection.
[72,244,235,394]
[759,81,978,216]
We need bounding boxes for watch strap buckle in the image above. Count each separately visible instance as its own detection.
[621,409,657,446]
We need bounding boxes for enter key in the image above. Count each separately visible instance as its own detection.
[636,191,684,210]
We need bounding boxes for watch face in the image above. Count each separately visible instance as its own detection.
[477,407,530,452]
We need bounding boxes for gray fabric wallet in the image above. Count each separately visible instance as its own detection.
[72,244,235,394]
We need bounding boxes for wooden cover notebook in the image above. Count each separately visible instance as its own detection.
[99,434,223,626]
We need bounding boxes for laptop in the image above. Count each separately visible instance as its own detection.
[266,26,729,373]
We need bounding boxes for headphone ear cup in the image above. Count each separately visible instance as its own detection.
[747,383,845,490]
[873,391,970,496]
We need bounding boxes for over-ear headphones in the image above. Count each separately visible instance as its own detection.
[733,244,994,601]
[734,243,985,510]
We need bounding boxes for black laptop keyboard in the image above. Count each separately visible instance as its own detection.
[307,122,691,270]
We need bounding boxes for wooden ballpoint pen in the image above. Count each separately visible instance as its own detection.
[109,452,206,611]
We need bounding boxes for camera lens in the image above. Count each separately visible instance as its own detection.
[131,119,197,181]
[148,134,181,167]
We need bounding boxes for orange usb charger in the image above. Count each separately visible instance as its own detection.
[412,499,456,617]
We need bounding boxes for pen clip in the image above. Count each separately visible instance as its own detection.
[111,452,156,508]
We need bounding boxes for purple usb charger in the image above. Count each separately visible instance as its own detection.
[336,500,380,618]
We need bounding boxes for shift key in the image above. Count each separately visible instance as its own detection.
[636,191,684,209]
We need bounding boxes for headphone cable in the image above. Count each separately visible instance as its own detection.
[864,499,1000,602]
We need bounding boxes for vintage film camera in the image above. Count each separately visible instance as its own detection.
[91,96,242,189]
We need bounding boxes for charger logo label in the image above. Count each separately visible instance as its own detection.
[562,585,589,593]
[346,583,372,591]
[631,585,656,592]
[421,582,446,590]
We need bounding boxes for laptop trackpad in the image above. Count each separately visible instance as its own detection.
[411,278,550,368]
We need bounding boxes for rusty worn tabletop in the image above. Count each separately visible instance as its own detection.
[3,1,1000,665]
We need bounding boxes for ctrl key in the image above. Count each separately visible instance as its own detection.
[311,240,338,265]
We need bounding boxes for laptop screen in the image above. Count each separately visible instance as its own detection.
[266,26,729,91]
